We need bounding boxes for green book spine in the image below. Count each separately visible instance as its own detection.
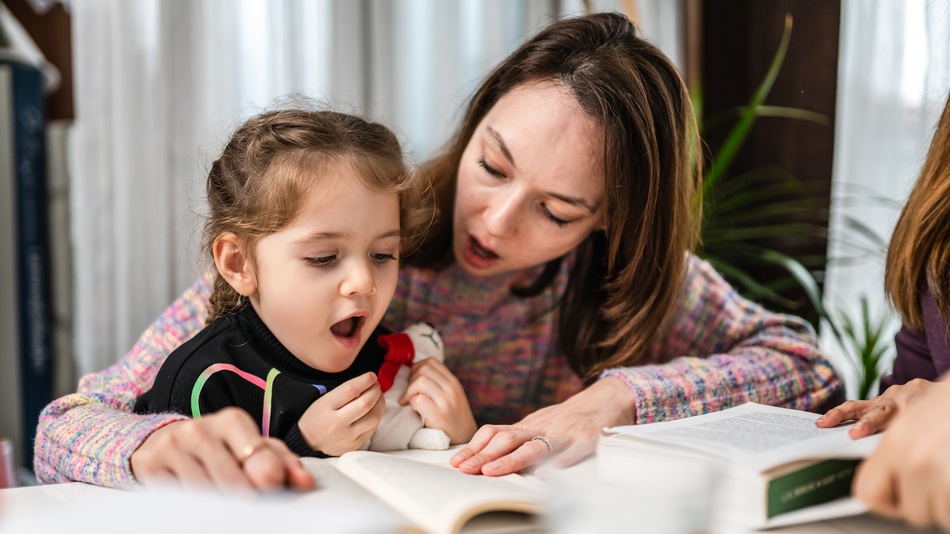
[766,459,860,518]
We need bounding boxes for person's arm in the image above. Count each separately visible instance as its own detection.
[452,256,841,476]
[33,275,212,488]
[601,256,841,423]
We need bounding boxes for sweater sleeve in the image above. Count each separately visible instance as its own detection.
[879,289,940,390]
[33,274,213,488]
[600,256,842,424]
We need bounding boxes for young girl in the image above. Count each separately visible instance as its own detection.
[35,13,839,490]
[132,108,441,475]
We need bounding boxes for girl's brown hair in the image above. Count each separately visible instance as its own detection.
[405,12,702,380]
[885,93,950,329]
[204,107,427,323]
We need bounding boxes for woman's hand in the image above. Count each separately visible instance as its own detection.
[130,407,314,492]
[449,376,636,476]
[398,358,477,444]
[815,378,934,438]
[853,378,950,530]
[297,372,385,457]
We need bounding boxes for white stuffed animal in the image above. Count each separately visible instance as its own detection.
[365,322,452,451]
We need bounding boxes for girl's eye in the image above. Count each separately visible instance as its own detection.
[371,253,397,264]
[478,157,505,178]
[305,255,336,267]
[541,204,571,228]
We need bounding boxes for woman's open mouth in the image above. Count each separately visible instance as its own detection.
[463,235,500,269]
[330,315,365,348]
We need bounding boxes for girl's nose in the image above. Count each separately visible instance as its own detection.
[340,260,377,297]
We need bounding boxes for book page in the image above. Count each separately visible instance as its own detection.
[604,403,881,471]
[335,451,544,534]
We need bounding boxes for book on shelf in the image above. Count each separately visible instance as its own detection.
[303,448,546,534]
[597,402,881,533]
[0,57,53,470]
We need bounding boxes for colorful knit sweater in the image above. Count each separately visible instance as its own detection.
[34,256,841,488]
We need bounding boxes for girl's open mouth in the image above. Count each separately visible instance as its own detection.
[330,316,364,347]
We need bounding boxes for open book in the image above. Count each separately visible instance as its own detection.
[301,448,546,534]
[598,402,881,533]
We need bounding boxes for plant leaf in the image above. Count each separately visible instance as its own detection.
[704,14,794,195]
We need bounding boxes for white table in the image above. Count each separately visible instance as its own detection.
[0,462,926,534]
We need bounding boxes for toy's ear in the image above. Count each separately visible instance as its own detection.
[406,322,443,362]
[213,232,257,297]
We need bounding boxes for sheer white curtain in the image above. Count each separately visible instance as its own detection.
[824,0,950,397]
[70,0,682,376]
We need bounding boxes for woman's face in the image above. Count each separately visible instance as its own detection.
[453,81,606,277]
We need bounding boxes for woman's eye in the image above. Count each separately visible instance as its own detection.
[541,204,571,228]
[305,255,336,267]
[371,253,398,263]
[478,157,505,178]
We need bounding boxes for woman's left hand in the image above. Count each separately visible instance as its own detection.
[815,378,934,439]
[449,376,636,476]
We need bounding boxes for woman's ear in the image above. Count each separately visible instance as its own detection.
[595,210,608,232]
[213,233,257,297]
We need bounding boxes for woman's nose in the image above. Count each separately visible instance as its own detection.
[483,194,519,238]
[340,260,377,297]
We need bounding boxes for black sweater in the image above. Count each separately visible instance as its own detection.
[134,303,386,456]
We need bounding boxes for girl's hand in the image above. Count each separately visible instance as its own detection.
[398,358,477,444]
[815,378,934,438]
[130,407,314,492]
[449,376,636,476]
[853,378,950,530]
[298,372,385,457]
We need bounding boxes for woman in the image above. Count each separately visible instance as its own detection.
[812,93,950,529]
[35,12,840,490]
[816,91,950,439]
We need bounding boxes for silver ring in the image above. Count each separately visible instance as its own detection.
[530,435,553,457]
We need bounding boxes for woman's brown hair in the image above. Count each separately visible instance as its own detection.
[885,93,950,329]
[405,12,702,381]
[204,107,427,323]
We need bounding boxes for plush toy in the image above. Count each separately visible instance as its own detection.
[365,322,452,451]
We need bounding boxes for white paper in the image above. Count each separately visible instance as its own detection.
[604,402,882,471]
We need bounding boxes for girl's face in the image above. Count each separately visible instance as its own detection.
[453,82,607,277]
[248,164,401,372]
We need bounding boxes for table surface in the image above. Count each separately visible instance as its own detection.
[0,453,929,534]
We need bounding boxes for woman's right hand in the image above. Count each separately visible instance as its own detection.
[130,407,315,492]
[815,378,934,438]
[853,377,950,530]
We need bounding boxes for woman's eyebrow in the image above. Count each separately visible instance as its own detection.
[486,124,598,213]
[486,126,517,169]
[548,192,598,213]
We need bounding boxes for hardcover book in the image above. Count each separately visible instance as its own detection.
[598,402,881,533]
